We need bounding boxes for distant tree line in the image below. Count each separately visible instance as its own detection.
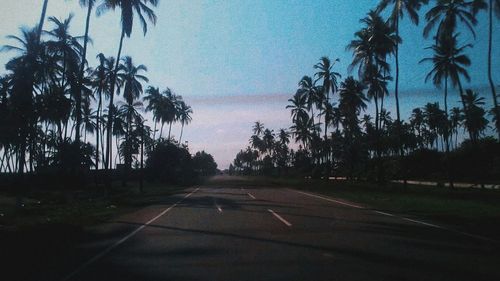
[230,0,500,185]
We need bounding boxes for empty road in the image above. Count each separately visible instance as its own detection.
[59,182,499,281]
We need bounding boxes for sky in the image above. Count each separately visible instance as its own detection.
[0,0,499,169]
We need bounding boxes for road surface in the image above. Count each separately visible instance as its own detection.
[57,183,499,281]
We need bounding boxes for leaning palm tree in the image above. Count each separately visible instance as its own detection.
[177,101,193,144]
[97,0,158,172]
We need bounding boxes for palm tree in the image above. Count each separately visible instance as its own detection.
[97,0,158,172]
[338,76,368,135]
[143,86,162,140]
[2,27,44,175]
[449,106,463,148]
[75,0,97,146]
[253,121,265,137]
[419,33,472,140]
[423,0,479,41]
[298,76,321,125]
[462,89,489,141]
[116,56,148,172]
[37,0,50,43]
[91,53,115,169]
[314,57,341,140]
[286,91,309,123]
[472,0,500,139]
[377,0,428,130]
[177,101,193,144]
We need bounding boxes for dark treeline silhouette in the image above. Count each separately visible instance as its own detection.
[230,0,500,185]
[0,0,216,191]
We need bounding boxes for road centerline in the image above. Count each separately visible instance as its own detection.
[61,187,200,281]
[268,209,292,227]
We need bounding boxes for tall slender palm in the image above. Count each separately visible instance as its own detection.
[177,101,193,144]
[338,76,368,135]
[97,0,158,171]
[116,56,148,172]
[377,0,428,129]
[419,33,472,140]
[314,57,341,140]
[75,0,96,146]
[37,0,50,43]
[472,0,500,139]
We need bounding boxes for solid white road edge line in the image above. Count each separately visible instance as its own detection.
[61,187,200,281]
[293,190,364,209]
[290,188,499,244]
[247,192,256,199]
[268,209,292,227]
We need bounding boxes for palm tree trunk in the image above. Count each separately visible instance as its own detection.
[444,76,453,188]
[152,120,157,141]
[106,29,125,173]
[160,122,164,139]
[36,0,49,43]
[168,122,172,140]
[75,2,94,146]
[488,0,500,140]
[96,91,101,170]
[179,123,184,144]
[456,78,473,141]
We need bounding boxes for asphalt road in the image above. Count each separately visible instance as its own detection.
[59,184,499,281]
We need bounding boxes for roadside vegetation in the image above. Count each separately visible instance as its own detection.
[229,1,500,186]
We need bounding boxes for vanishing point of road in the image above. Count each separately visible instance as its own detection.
[60,176,499,281]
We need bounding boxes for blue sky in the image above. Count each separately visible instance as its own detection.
[0,0,499,168]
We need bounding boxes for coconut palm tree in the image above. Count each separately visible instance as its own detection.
[314,57,341,140]
[253,121,265,137]
[298,76,321,125]
[377,0,428,129]
[177,101,193,144]
[116,56,148,172]
[449,106,463,148]
[97,0,158,172]
[2,27,44,175]
[91,53,115,169]
[423,0,479,41]
[286,91,309,123]
[338,76,368,135]
[462,89,489,141]
[75,0,97,146]
[419,33,472,140]
[471,0,500,139]
[37,0,50,42]
[143,86,162,140]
